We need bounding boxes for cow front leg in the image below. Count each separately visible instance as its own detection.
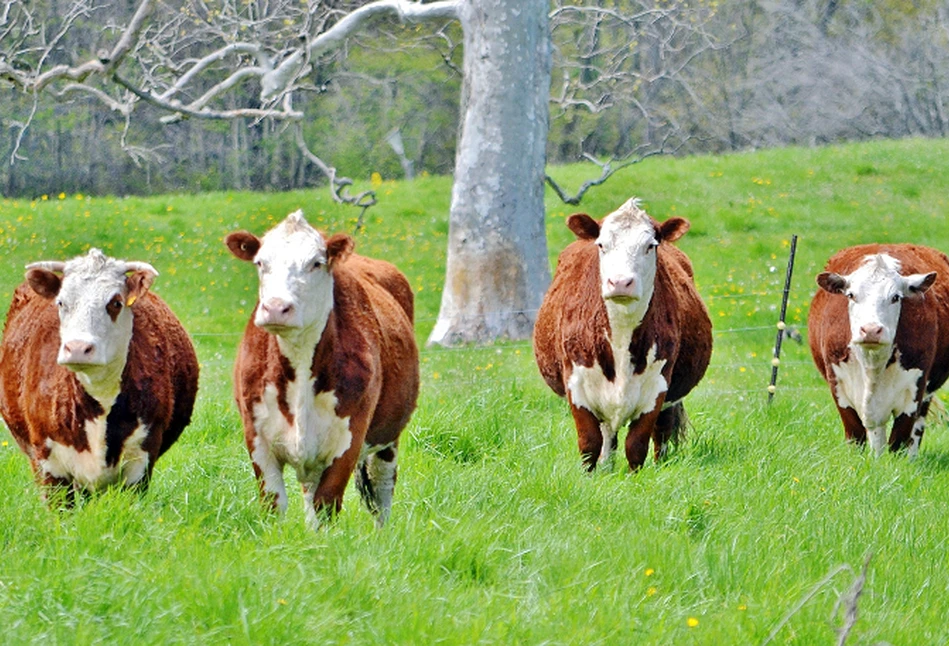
[356,443,399,528]
[889,412,919,455]
[625,405,664,471]
[247,434,288,513]
[569,399,604,472]
[866,424,888,457]
[834,402,867,446]
[303,446,362,530]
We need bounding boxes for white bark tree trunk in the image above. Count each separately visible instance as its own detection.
[427,0,552,346]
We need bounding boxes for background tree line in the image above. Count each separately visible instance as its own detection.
[2,0,947,198]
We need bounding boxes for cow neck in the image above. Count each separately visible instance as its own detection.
[604,282,654,354]
[71,346,129,412]
[849,342,898,382]
[274,309,334,386]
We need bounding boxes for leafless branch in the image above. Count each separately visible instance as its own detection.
[831,553,872,646]
[761,563,855,646]
[8,95,39,165]
[545,134,684,205]
[293,122,376,218]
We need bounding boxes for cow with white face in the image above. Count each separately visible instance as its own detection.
[34,251,157,401]
[0,249,199,498]
[809,244,949,457]
[534,198,713,471]
[226,210,418,528]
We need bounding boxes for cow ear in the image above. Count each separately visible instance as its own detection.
[26,268,62,299]
[817,272,848,295]
[567,214,600,240]
[326,233,354,267]
[126,270,156,307]
[225,232,261,261]
[906,271,937,297]
[657,217,690,243]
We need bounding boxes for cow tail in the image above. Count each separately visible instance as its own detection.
[668,401,689,447]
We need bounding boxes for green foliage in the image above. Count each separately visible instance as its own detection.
[2,139,949,643]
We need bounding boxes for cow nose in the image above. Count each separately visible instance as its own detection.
[258,298,296,326]
[859,324,885,344]
[605,275,637,299]
[60,340,96,364]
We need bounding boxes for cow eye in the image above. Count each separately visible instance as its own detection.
[105,297,123,319]
[845,291,855,301]
[891,294,902,304]
[55,299,66,311]
[311,259,324,271]
[647,240,659,252]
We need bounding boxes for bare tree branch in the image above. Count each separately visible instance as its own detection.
[293,122,376,218]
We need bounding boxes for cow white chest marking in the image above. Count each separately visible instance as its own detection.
[831,348,922,454]
[40,414,150,489]
[251,380,353,483]
[568,343,668,433]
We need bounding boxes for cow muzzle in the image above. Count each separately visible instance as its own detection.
[256,297,299,330]
[854,323,887,347]
[603,275,639,303]
[58,339,100,366]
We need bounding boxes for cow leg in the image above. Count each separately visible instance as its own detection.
[866,423,888,457]
[38,473,78,509]
[247,435,288,513]
[355,443,399,529]
[835,403,867,446]
[652,402,684,461]
[904,395,932,459]
[625,405,664,471]
[569,400,604,472]
[887,413,917,455]
[303,445,362,530]
[598,422,619,470]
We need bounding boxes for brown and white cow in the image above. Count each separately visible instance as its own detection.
[534,198,712,471]
[808,244,949,457]
[0,249,199,499]
[225,210,419,528]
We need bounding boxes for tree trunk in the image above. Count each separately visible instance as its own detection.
[427,0,552,346]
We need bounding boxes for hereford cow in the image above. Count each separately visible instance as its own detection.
[808,244,949,457]
[0,249,199,500]
[225,210,419,528]
[534,198,712,471]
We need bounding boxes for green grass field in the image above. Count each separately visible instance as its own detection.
[2,138,949,644]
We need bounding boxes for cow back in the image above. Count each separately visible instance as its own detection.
[331,256,419,444]
[534,239,611,397]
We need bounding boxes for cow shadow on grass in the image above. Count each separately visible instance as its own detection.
[671,433,748,468]
[914,447,949,473]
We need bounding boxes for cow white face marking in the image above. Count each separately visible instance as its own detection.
[818,254,936,349]
[26,249,157,405]
[565,199,689,330]
[253,211,333,335]
[226,211,354,352]
[596,200,660,317]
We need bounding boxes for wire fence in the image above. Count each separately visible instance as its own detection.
[190,298,822,401]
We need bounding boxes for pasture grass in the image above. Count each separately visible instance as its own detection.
[2,138,949,643]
